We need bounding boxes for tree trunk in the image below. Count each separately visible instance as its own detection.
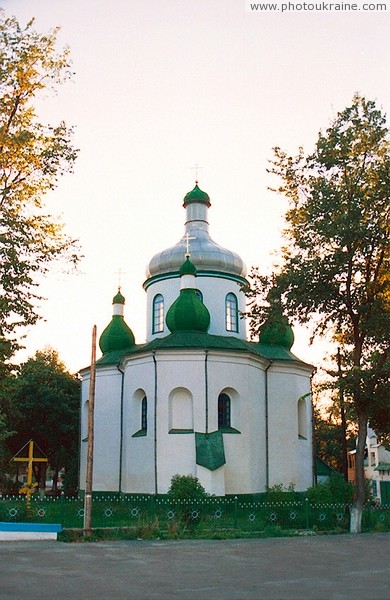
[350,410,368,533]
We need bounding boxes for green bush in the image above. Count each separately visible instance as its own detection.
[306,473,354,504]
[167,475,207,500]
[264,483,298,502]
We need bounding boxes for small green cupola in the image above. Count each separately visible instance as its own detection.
[179,256,197,276]
[259,300,294,349]
[166,257,210,333]
[259,317,294,349]
[99,288,135,355]
[183,182,211,208]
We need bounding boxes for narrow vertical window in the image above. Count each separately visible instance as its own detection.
[298,398,307,439]
[225,293,238,332]
[218,393,231,428]
[141,396,147,431]
[152,294,164,333]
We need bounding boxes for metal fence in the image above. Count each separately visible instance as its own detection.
[0,494,389,533]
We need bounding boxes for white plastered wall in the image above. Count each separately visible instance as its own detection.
[121,355,155,493]
[206,353,267,494]
[145,275,247,341]
[267,363,313,491]
[152,352,204,493]
[79,366,123,492]
[80,350,314,496]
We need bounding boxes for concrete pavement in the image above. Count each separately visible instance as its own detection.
[0,533,389,599]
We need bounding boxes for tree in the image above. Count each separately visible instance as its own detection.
[0,11,80,363]
[5,348,80,494]
[0,410,14,490]
[313,403,356,472]
[314,406,344,472]
[246,94,389,532]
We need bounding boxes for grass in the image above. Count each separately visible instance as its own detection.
[58,521,319,543]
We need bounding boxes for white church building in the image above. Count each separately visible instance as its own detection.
[79,183,314,496]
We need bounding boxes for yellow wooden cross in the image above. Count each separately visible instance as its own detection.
[12,440,48,498]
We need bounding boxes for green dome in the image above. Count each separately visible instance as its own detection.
[166,289,210,333]
[183,183,211,207]
[179,257,197,276]
[259,317,294,349]
[99,316,135,354]
[112,290,125,304]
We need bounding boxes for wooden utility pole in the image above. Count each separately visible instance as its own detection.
[84,325,97,536]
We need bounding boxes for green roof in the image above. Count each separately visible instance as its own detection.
[375,463,390,471]
[166,289,210,333]
[112,290,125,304]
[179,257,197,276]
[316,456,337,476]
[183,183,211,207]
[259,314,294,350]
[99,315,135,355]
[94,331,312,368]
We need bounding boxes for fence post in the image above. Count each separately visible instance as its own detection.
[305,497,310,530]
[150,495,155,523]
[60,491,65,528]
[234,496,238,530]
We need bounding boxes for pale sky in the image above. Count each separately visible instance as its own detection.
[3,0,390,373]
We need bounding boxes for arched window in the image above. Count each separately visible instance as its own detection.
[225,293,238,332]
[152,294,164,333]
[132,390,147,437]
[218,393,231,428]
[298,397,307,439]
[82,400,89,442]
[141,396,147,432]
[195,289,203,302]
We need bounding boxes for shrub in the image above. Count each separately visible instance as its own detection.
[167,474,207,500]
[306,473,354,504]
[264,483,297,502]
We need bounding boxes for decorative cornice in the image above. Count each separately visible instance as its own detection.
[143,270,248,290]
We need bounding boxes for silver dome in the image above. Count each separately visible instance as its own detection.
[145,187,247,281]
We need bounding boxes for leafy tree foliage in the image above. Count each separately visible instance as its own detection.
[5,348,80,493]
[313,403,355,472]
[0,410,14,490]
[0,11,80,362]
[246,95,389,531]
[369,403,390,447]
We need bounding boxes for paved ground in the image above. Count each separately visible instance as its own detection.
[0,533,389,599]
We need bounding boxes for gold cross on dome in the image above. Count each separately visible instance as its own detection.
[182,232,196,257]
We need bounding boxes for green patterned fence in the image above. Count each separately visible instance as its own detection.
[0,494,389,533]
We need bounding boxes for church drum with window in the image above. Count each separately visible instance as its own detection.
[79,183,314,496]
